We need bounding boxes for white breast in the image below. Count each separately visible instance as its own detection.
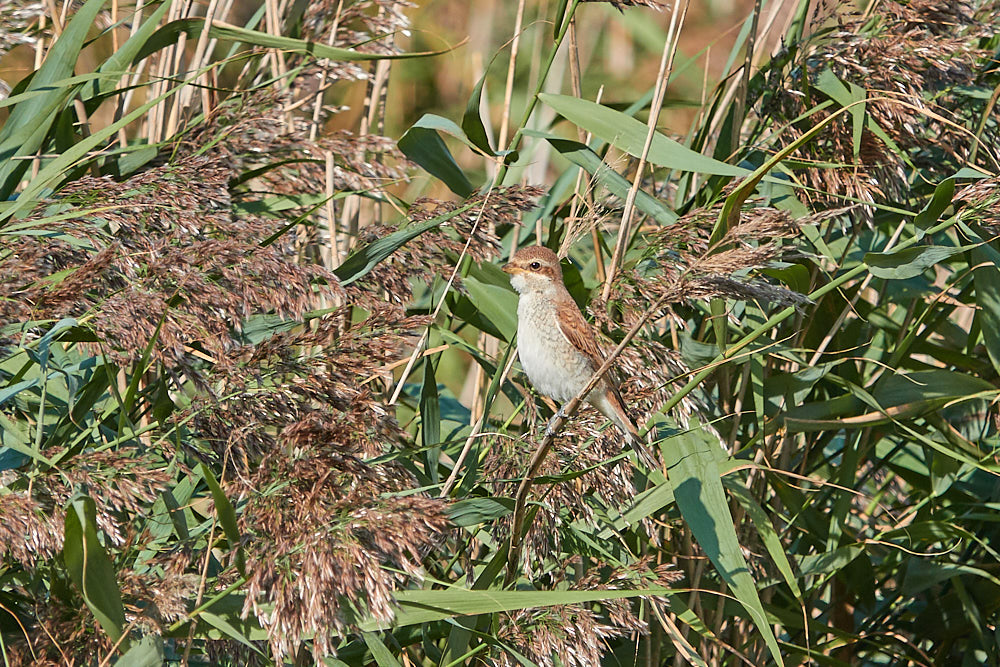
[515,292,593,403]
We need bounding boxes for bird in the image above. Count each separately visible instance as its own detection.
[502,245,658,469]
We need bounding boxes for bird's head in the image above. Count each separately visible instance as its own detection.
[502,246,563,295]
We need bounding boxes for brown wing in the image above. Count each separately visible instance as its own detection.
[554,297,606,368]
[555,294,651,463]
[554,296,630,405]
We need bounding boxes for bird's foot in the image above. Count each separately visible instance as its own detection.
[543,406,568,439]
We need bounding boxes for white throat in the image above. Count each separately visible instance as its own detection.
[510,272,558,297]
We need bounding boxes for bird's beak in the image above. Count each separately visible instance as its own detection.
[502,263,518,275]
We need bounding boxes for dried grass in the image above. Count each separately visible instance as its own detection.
[1,156,337,369]
[239,425,449,660]
[182,301,452,661]
[604,204,811,327]
[493,557,682,667]
[957,176,1000,236]
[119,550,200,632]
[177,91,409,197]
[351,185,544,303]
[583,0,668,9]
[0,0,41,57]
[761,0,1000,211]
[0,487,63,568]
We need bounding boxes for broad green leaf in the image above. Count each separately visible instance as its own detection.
[764,363,832,415]
[600,479,674,538]
[893,413,1000,479]
[726,479,802,599]
[0,377,39,407]
[235,314,300,346]
[85,0,173,101]
[872,369,995,407]
[398,116,476,197]
[115,635,164,667]
[201,611,263,655]
[0,432,56,466]
[400,113,484,156]
[0,72,128,110]
[661,418,784,666]
[448,497,514,527]
[903,558,1000,596]
[762,262,811,295]
[420,360,441,484]
[952,166,990,179]
[0,446,30,471]
[363,632,405,667]
[535,133,678,224]
[782,369,996,432]
[864,245,966,280]
[462,276,518,342]
[797,545,863,577]
[971,244,1000,374]
[64,496,128,645]
[664,592,720,648]
[914,178,956,230]
[462,68,495,157]
[813,68,865,159]
[539,93,750,177]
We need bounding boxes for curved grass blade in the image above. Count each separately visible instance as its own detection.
[64,495,128,646]
[0,0,108,198]
[334,202,476,285]
[199,463,246,576]
[363,632,405,667]
[659,417,785,666]
[361,587,675,632]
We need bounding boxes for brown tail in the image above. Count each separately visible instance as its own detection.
[624,428,659,470]
[592,387,660,470]
[613,403,659,470]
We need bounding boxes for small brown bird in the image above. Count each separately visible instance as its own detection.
[503,246,657,468]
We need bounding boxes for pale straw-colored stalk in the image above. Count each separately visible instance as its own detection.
[174,0,224,125]
[309,0,346,141]
[562,18,605,276]
[498,0,527,149]
[115,0,147,148]
[439,348,519,498]
[601,0,690,303]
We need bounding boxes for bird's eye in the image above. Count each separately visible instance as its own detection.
[529,261,541,270]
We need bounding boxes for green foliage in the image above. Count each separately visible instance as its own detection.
[2,0,1000,665]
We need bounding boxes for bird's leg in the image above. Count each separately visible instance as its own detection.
[544,406,568,439]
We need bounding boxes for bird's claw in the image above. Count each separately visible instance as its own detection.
[543,406,568,438]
